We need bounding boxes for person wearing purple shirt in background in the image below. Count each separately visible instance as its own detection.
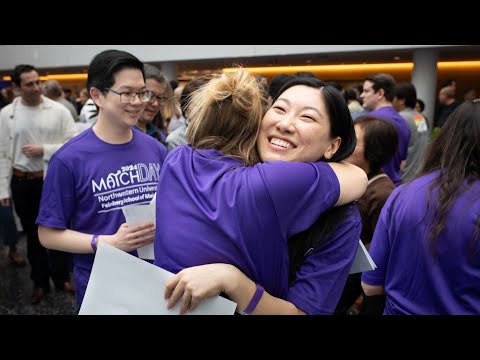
[360,73,410,187]
[361,100,480,315]
[36,50,167,308]
[154,73,367,315]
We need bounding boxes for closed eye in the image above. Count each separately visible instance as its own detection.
[273,106,286,113]
[300,115,317,122]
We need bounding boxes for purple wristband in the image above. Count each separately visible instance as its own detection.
[91,234,99,252]
[242,284,264,315]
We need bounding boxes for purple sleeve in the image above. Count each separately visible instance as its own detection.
[36,155,75,229]
[258,161,340,239]
[287,205,362,314]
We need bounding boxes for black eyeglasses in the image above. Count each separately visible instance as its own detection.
[105,88,153,104]
[148,94,169,104]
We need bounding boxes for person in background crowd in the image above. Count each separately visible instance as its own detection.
[134,64,168,146]
[463,88,477,102]
[344,88,364,114]
[393,83,429,183]
[434,85,460,129]
[43,80,79,122]
[166,76,211,152]
[362,100,480,315]
[63,88,76,106]
[76,88,89,114]
[360,73,410,186]
[415,99,425,114]
[0,64,77,304]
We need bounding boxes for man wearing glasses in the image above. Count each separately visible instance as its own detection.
[134,64,168,146]
[36,49,168,309]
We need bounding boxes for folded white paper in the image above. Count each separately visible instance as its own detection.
[79,242,237,315]
[349,239,377,274]
[121,203,155,260]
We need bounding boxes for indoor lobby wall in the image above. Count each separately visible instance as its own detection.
[0,45,444,71]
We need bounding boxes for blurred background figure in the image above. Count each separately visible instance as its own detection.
[344,88,364,114]
[267,74,292,105]
[360,73,410,187]
[79,96,98,126]
[0,87,15,108]
[76,88,89,114]
[166,75,211,152]
[43,80,79,122]
[0,64,77,304]
[161,81,185,134]
[415,99,426,114]
[135,64,168,145]
[463,88,477,102]
[434,85,460,129]
[62,88,76,106]
[393,83,429,183]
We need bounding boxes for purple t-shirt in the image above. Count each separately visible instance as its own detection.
[362,171,480,314]
[288,203,362,315]
[370,106,410,186]
[154,146,341,298]
[36,127,167,306]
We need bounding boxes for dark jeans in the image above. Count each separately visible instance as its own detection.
[0,200,19,248]
[11,175,70,290]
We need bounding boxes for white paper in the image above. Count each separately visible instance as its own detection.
[121,203,155,260]
[79,242,237,315]
[349,239,377,274]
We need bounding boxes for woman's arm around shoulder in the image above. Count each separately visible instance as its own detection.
[328,161,367,206]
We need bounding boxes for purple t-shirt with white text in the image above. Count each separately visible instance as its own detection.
[36,127,167,306]
[154,146,340,299]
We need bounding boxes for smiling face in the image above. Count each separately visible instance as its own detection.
[141,78,167,124]
[258,85,341,163]
[92,68,147,129]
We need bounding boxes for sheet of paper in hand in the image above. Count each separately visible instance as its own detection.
[79,241,237,315]
[122,203,155,260]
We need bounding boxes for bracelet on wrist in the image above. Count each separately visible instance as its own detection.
[91,234,99,252]
[241,283,264,315]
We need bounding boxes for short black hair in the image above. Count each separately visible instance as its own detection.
[268,74,292,99]
[441,79,455,88]
[394,83,417,109]
[86,49,144,93]
[11,64,37,86]
[416,99,425,112]
[170,79,178,91]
